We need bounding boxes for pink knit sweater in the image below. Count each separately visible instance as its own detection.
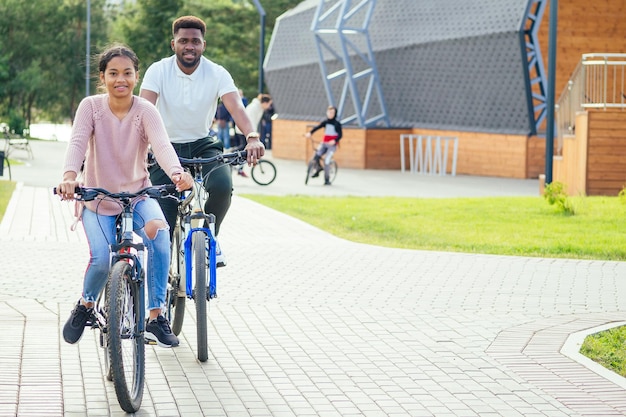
[63,94,183,215]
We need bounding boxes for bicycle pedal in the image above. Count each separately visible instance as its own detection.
[145,339,157,345]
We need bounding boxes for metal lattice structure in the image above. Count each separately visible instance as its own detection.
[521,0,548,135]
[264,0,548,135]
[311,0,390,127]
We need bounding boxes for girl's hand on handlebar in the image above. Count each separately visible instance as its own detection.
[57,180,81,201]
[244,137,265,166]
[171,171,194,191]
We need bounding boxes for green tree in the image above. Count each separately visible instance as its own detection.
[111,0,183,76]
[0,0,108,126]
[113,0,303,98]
[0,0,301,126]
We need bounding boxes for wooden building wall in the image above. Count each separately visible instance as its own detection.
[554,110,626,196]
[538,0,626,102]
[586,111,626,195]
[553,113,588,196]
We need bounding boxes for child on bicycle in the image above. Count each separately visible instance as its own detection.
[305,105,342,185]
[57,44,193,348]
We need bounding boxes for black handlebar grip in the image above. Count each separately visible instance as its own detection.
[53,186,81,195]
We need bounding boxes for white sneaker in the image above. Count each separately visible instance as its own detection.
[214,238,227,268]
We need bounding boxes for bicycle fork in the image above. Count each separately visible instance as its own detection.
[183,211,218,300]
[109,209,147,333]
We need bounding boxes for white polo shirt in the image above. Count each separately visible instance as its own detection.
[141,55,238,143]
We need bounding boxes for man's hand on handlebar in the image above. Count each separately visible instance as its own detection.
[244,136,265,166]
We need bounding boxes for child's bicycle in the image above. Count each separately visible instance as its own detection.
[54,184,177,413]
[305,135,338,185]
[165,150,248,362]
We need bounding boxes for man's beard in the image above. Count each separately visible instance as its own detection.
[177,53,200,68]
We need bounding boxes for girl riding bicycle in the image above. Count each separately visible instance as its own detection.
[305,105,342,185]
[57,44,193,348]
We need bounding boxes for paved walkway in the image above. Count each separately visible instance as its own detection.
[1,140,626,416]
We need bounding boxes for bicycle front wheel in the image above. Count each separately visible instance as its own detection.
[166,223,186,335]
[305,159,317,185]
[328,160,338,184]
[192,232,208,362]
[251,159,277,185]
[95,286,113,382]
[108,261,145,413]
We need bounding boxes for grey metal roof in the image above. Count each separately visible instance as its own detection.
[264,0,535,134]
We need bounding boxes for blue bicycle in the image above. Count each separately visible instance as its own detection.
[165,150,247,362]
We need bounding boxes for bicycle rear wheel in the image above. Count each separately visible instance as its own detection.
[328,160,338,183]
[251,159,277,185]
[108,261,145,413]
[166,224,186,335]
[192,232,208,362]
[305,159,318,185]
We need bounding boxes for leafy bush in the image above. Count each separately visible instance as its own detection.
[618,186,626,204]
[543,181,576,215]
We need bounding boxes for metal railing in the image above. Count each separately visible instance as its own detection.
[400,134,458,176]
[555,53,626,155]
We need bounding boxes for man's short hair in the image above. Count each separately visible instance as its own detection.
[172,16,206,37]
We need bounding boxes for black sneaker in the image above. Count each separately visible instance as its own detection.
[63,301,93,344]
[311,167,323,178]
[324,180,332,186]
[145,315,179,348]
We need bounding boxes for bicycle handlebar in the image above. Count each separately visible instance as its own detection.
[53,184,178,202]
[178,150,248,167]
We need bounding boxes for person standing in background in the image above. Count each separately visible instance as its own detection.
[233,93,272,176]
[260,101,275,149]
[214,101,232,149]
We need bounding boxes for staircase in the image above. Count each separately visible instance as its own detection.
[555,53,626,155]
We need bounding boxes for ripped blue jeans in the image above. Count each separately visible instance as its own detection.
[81,198,169,310]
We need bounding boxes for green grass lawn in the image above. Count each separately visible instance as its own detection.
[0,180,16,219]
[580,326,626,378]
[242,194,626,261]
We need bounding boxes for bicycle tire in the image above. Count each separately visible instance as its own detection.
[96,286,113,382]
[192,232,208,362]
[305,159,317,185]
[328,160,338,183]
[251,159,277,185]
[108,261,145,413]
[166,224,186,335]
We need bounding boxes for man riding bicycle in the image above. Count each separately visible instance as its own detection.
[140,15,265,266]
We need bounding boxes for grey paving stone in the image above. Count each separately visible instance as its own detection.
[2,142,626,416]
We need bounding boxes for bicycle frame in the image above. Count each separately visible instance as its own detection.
[177,168,217,300]
[105,197,148,330]
[308,135,336,163]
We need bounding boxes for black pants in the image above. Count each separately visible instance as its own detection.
[149,137,232,237]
